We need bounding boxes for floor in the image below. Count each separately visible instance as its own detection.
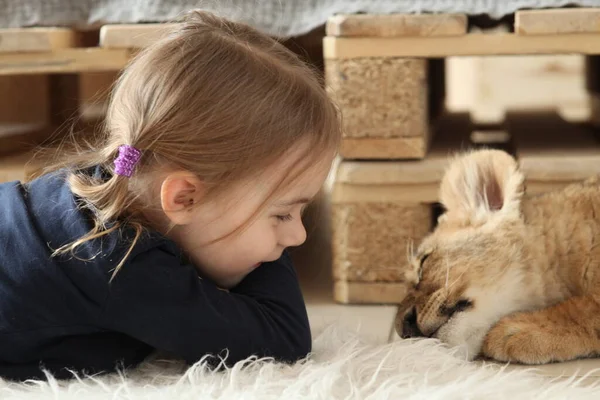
[292,186,600,386]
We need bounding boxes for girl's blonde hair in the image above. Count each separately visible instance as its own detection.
[36,10,341,275]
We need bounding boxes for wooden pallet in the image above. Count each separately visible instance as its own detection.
[324,8,600,160]
[0,23,331,155]
[332,111,600,304]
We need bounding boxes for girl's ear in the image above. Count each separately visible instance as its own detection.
[160,172,204,225]
[439,149,525,222]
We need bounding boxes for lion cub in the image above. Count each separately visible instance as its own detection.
[394,148,600,364]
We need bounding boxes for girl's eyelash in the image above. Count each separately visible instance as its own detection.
[276,214,293,222]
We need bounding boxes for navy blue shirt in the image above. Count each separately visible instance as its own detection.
[0,170,311,380]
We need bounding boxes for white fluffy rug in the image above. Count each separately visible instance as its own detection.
[2,326,600,400]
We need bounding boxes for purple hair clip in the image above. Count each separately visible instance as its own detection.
[114,145,142,178]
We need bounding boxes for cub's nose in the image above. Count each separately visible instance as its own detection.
[401,307,424,339]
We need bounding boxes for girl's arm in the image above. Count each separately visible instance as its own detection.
[101,248,311,366]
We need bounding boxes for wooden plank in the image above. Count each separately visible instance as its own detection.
[587,56,600,127]
[326,13,467,37]
[508,111,600,194]
[340,137,427,159]
[334,143,462,203]
[0,151,36,183]
[79,71,118,120]
[0,75,49,124]
[515,8,600,35]
[586,55,600,93]
[323,33,600,59]
[334,113,474,202]
[0,123,54,156]
[591,93,600,128]
[49,74,81,128]
[100,23,177,48]
[333,181,438,204]
[334,281,409,304]
[0,48,130,75]
[465,55,587,124]
[0,28,76,53]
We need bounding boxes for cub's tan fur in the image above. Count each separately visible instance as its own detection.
[394,149,600,364]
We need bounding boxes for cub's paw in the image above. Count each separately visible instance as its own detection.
[482,316,554,365]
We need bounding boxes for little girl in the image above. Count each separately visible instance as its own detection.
[0,11,340,380]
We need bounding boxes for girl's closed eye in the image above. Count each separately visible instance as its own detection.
[276,214,293,222]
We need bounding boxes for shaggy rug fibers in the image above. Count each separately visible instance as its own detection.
[2,326,599,400]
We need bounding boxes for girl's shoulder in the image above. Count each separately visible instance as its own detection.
[0,168,185,298]
[15,167,180,265]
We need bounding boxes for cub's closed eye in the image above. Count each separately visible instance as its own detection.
[417,253,431,280]
[440,299,473,317]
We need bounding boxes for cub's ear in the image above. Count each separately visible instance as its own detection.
[439,149,524,222]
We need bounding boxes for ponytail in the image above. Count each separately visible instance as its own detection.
[48,142,146,280]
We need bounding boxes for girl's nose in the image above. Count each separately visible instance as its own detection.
[279,219,307,248]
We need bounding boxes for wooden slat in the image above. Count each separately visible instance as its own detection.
[334,144,459,203]
[508,111,600,194]
[334,113,474,203]
[100,24,177,48]
[0,75,49,124]
[334,281,408,304]
[324,33,600,59]
[79,71,118,120]
[465,55,587,124]
[326,13,467,37]
[0,28,76,53]
[0,48,130,75]
[516,8,600,35]
[591,93,600,128]
[0,123,54,156]
[0,151,38,183]
[49,74,80,125]
[340,137,428,160]
[337,120,471,185]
